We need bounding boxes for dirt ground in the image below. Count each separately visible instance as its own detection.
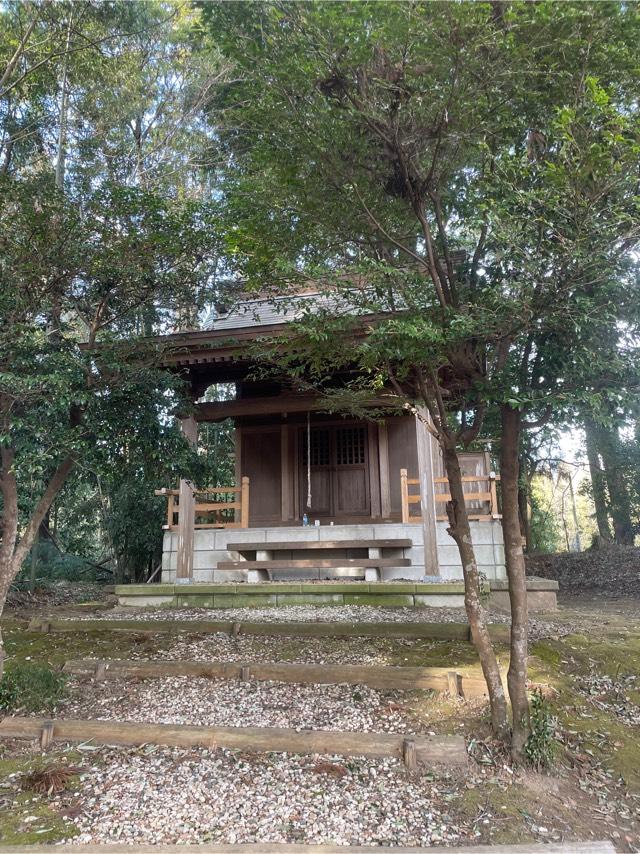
[1,590,640,849]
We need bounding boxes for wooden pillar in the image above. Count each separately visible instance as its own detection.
[368,422,382,519]
[241,476,250,528]
[378,421,391,519]
[415,409,439,575]
[176,415,197,584]
[234,424,242,524]
[281,424,292,522]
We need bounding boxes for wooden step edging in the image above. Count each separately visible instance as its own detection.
[0,716,467,769]
[28,616,509,642]
[0,841,617,852]
[63,658,488,698]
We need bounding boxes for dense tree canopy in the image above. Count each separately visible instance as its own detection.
[0,0,639,753]
[200,0,640,752]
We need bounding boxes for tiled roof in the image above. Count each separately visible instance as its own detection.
[202,291,349,332]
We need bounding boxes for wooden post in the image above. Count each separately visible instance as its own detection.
[40,720,55,750]
[165,491,174,529]
[241,476,250,528]
[402,737,417,770]
[281,424,292,522]
[378,421,391,518]
[234,426,242,524]
[447,670,464,698]
[415,409,439,576]
[489,472,499,519]
[400,468,409,523]
[176,415,197,583]
[367,422,382,518]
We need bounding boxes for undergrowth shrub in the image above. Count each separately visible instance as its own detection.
[0,663,67,713]
[524,688,557,769]
[22,763,82,795]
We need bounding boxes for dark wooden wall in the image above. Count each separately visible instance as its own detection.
[240,427,283,526]
[386,416,420,516]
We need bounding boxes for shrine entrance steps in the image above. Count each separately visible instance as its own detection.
[219,537,413,582]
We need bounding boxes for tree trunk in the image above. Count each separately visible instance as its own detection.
[517,457,532,552]
[441,443,510,741]
[54,12,73,192]
[499,406,531,760]
[584,418,612,543]
[29,536,39,594]
[597,422,634,545]
[0,449,75,678]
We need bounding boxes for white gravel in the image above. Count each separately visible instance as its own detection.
[95,604,470,623]
[66,746,470,846]
[80,604,573,640]
[147,633,420,666]
[62,676,422,734]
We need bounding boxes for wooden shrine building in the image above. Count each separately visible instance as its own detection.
[144,292,509,598]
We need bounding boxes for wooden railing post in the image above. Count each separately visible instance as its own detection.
[400,468,409,523]
[241,476,250,528]
[489,472,499,519]
[167,493,175,529]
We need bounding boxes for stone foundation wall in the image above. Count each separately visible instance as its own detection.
[160,521,506,584]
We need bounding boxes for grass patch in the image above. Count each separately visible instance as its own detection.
[1,618,175,670]
[532,631,640,789]
[458,783,545,845]
[0,750,82,846]
[0,663,67,714]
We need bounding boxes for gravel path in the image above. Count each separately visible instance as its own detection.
[66,746,470,846]
[81,604,578,640]
[146,633,418,666]
[62,676,422,733]
[95,604,470,623]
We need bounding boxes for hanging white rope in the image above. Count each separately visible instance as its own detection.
[306,410,312,509]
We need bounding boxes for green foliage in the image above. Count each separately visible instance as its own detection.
[0,0,228,590]
[524,689,557,770]
[203,4,640,568]
[529,476,563,554]
[16,542,98,585]
[0,664,66,714]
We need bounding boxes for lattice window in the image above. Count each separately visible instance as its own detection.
[302,428,331,466]
[336,427,366,466]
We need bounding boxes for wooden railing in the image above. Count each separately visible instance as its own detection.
[401,469,500,523]
[400,468,422,523]
[155,477,250,530]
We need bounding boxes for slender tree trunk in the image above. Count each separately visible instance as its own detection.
[584,418,612,543]
[29,536,39,594]
[517,457,532,552]
[596,422,634,545]
[54,12,73,192]
[567,471,582,551]
[500,406,531,760]
[0,448,75,678]
[441,443,510,741]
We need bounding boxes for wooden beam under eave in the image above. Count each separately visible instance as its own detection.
[194,394,403,423]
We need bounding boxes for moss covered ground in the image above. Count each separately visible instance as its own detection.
[2,597,640,848]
